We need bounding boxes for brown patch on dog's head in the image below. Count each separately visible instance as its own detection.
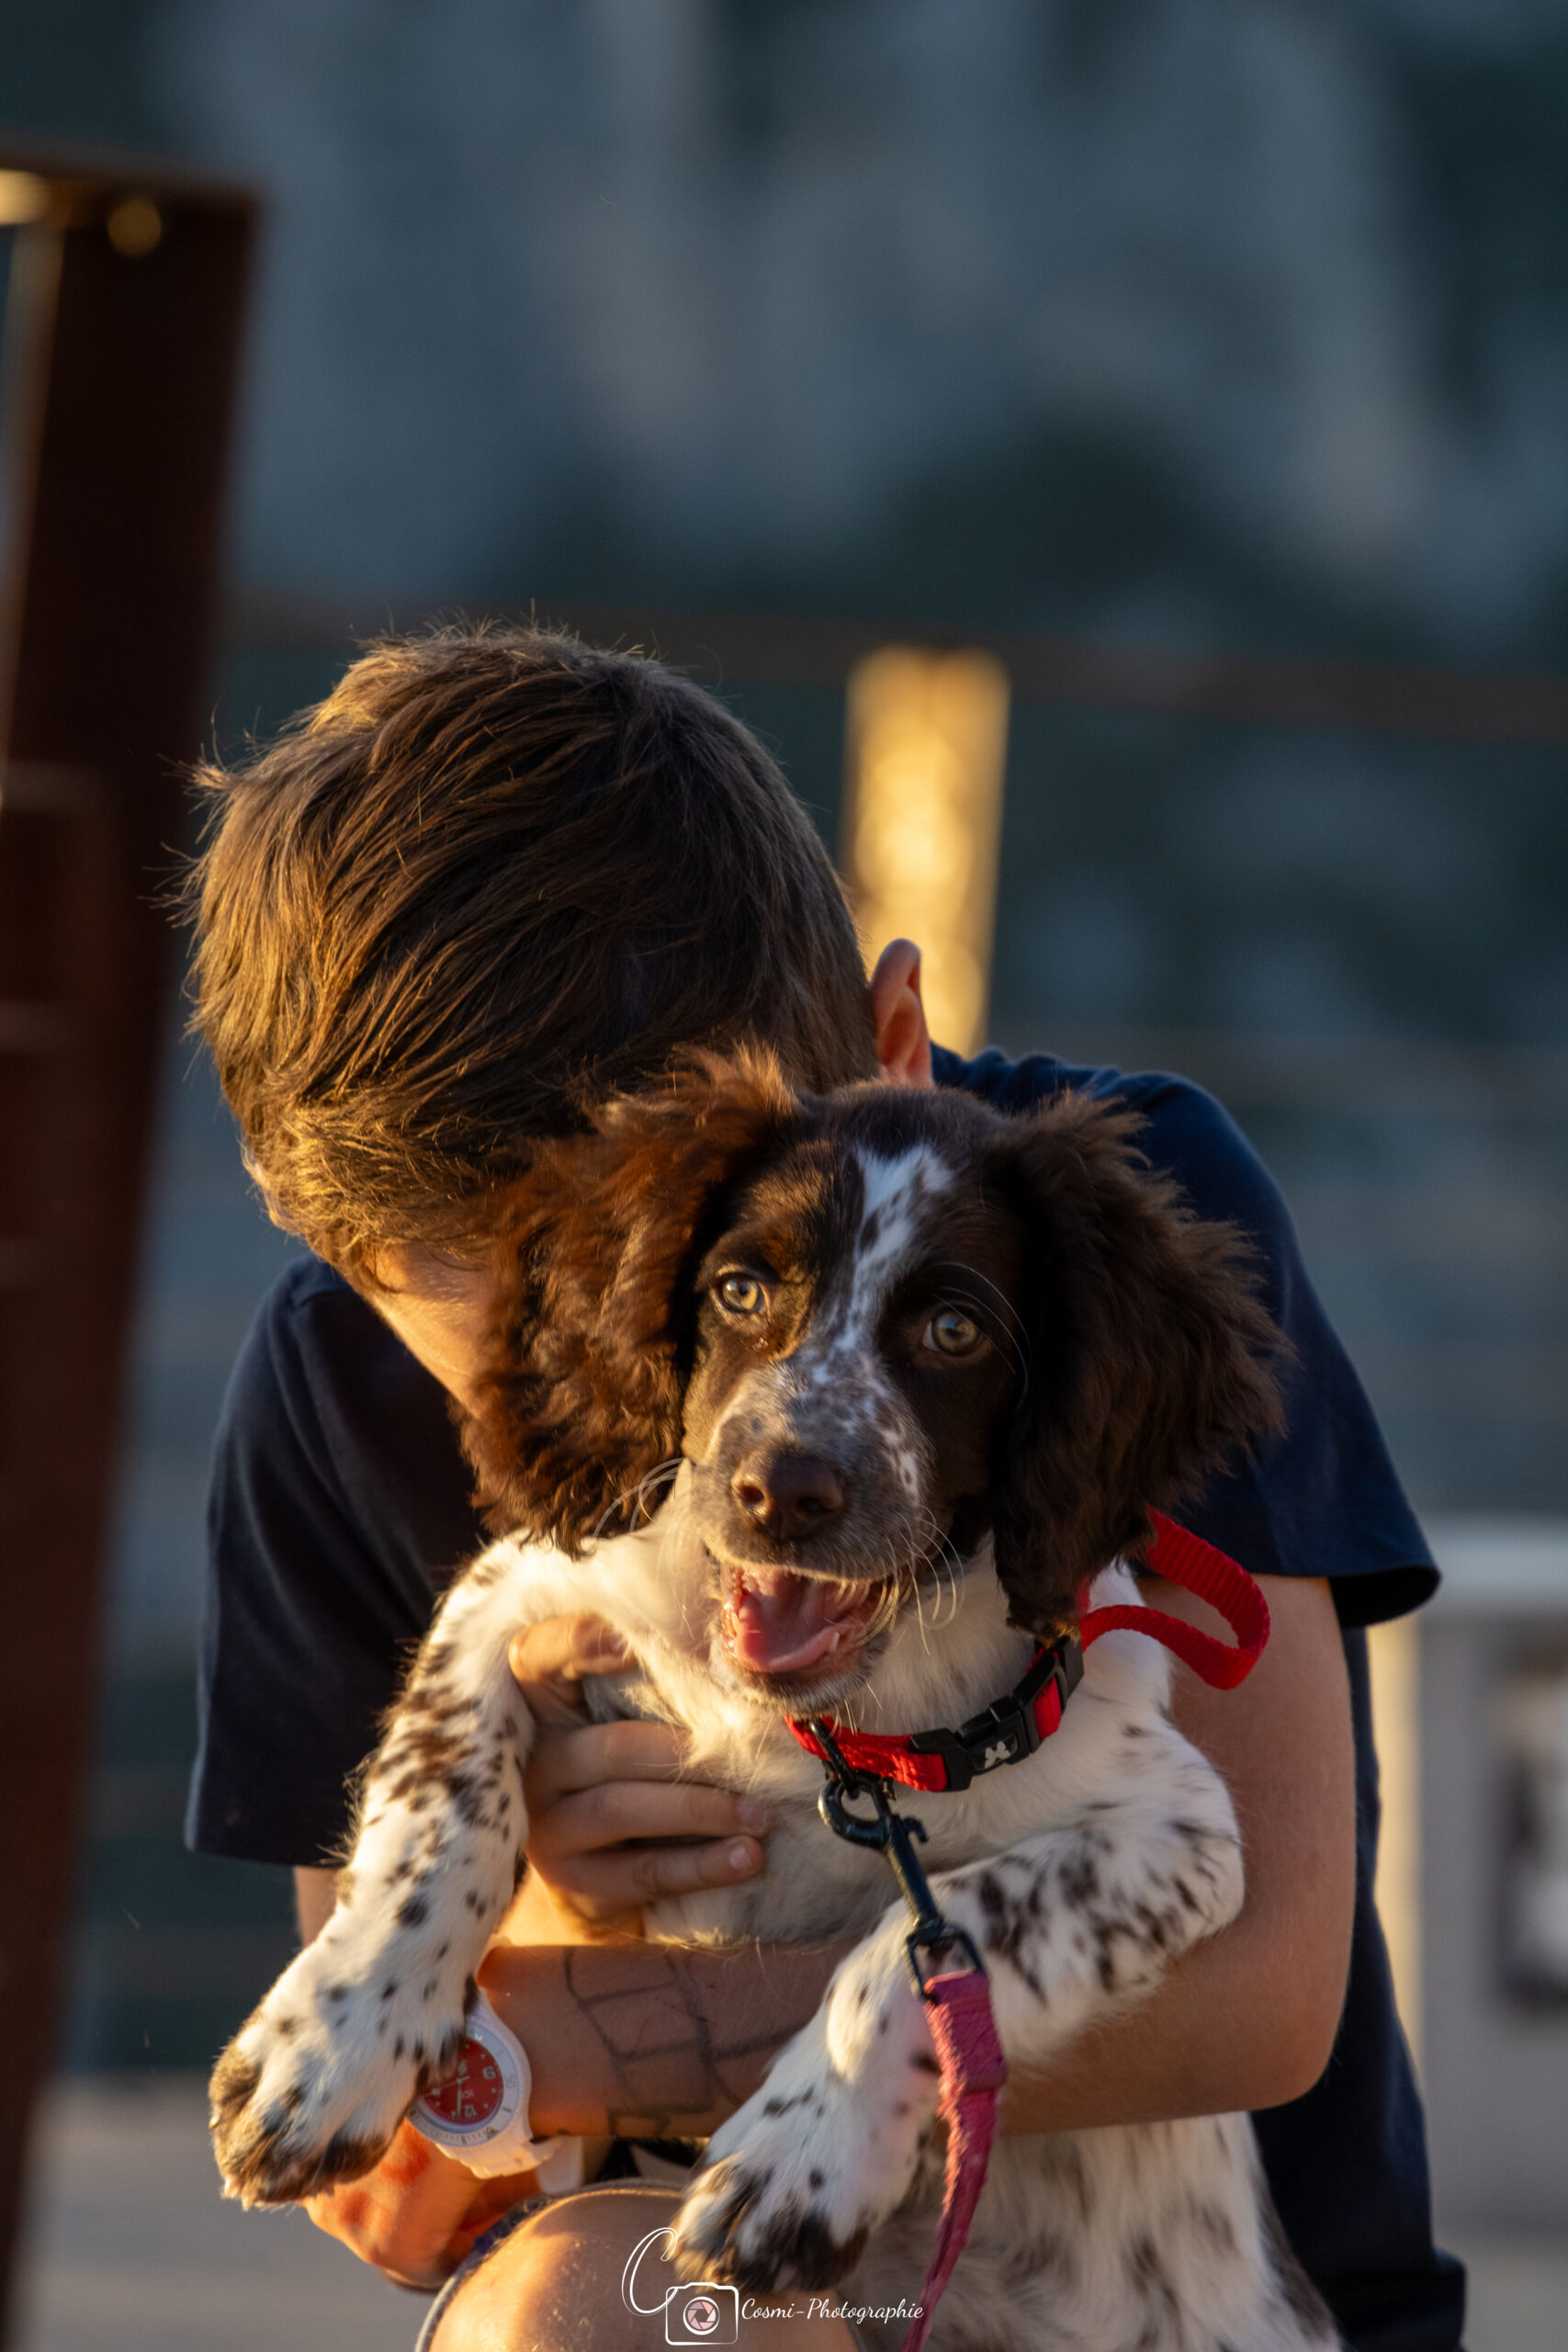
[462,1047,797,1551]
[979,1091,1285,1634]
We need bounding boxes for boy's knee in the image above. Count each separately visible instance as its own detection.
[429,2188,673,2351]
[428,2184,859,2351]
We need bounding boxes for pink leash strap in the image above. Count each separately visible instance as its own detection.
[900,1968,1008,2352]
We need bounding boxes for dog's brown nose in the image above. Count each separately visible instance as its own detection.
[732,1452,846,1540]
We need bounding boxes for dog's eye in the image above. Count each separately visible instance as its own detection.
[924,1309,982,1357]
[717,1273,767,1316]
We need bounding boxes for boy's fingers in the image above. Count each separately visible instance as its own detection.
[513,1620,771,1927]
[301,2121,495,2288]
[555,1834,766,1918]
[525,1714,692,1796]
[509,1612,631,1688]
[509,1615,631,1725]
[624,1833,767,1902]
[531,1779,772,1857]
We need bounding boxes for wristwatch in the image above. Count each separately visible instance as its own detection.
[410,1988,581,2188]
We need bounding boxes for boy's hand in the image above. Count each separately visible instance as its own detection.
[302,2121,539,2289]
[511,1615,770,1935]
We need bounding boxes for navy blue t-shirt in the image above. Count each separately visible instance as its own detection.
[187,1047,1464,2351]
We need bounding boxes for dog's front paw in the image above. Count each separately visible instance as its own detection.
[209,1932,468,2206]
[673,1978,936,2292]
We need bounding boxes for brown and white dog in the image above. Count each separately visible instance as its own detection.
[211,1055,1341,2351]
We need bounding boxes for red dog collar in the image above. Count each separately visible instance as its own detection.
[787,1512,1270,1794]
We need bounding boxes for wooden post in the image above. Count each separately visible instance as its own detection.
[0,151,254,2339]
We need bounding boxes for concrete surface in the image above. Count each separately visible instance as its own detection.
[14,2075,1568,2350]
[15,2076,421,2352]
[1447,2233,1568,2352]
[1418,1584,1568,2237]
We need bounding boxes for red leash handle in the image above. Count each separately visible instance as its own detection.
[900,1968,1007,2352]
[1080,1509,1270,1689]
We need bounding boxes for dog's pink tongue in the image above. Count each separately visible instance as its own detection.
[725,1569,862,1677]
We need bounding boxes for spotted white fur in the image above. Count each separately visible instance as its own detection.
[211,1469,1337,2349]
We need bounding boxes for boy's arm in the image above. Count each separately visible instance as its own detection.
[1010,1567,1356,2128]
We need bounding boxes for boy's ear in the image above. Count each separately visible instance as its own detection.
[460,1048,797,1554]
[870,938,935,1088]
[984,1093,1285,1634]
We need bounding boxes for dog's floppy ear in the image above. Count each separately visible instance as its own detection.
[462,1046,797,1554]
[984,1092,1285,1635]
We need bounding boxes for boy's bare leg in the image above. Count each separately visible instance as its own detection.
[427,2186,859,2350]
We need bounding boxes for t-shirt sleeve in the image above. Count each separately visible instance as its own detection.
[185,1262,487,1867]
[937,1046,1438,1627]
[1134,1077,1438,1627]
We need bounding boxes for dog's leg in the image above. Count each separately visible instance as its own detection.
[209,1543,541,2205]
[675,1731,1243,2291]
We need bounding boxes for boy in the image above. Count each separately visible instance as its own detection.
[186,624,1462,2350]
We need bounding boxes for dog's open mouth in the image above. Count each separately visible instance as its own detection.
[717,1561,892,1679]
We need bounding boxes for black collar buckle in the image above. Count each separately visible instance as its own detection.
[905,1632,1084,1792]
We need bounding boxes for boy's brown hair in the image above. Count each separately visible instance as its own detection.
[188,623,877,1274]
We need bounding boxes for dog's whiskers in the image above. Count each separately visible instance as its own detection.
[592,1455,683,1542]
[935,1259,1031,1354]
[934,1261,1032,1398]
[905,1507,963,1623]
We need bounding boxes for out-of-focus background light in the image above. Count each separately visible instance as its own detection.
[0,170,44,225]
[841,647,1010,1055]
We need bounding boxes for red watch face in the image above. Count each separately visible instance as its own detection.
[422,2037,504,2129]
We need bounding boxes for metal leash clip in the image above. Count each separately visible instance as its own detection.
[807,1717,986,1998]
